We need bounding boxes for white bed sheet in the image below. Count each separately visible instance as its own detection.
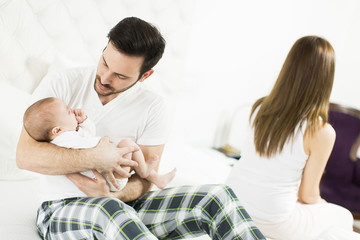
[159,141,237,188]
[0,177,41,240]
[0,142,237,240]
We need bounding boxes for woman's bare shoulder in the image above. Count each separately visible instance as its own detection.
[303,122,335,155]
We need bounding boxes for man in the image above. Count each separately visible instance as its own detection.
[17,17,265,239]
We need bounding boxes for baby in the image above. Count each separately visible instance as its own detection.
[23,97,176,192]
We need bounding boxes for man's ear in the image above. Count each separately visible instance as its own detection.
[138,69,154,83]
[51,127,63,137]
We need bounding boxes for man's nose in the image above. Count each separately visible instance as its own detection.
[101,71,112,84]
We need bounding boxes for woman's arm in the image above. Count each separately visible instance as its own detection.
[298,123,335,204]
[16,127,138,176]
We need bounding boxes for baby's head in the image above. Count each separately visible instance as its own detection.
[23,97,78,142]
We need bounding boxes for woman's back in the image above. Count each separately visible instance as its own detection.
[226,122,308,223]
[226,36,360,239]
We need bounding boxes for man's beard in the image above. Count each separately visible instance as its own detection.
[94,75,138,97]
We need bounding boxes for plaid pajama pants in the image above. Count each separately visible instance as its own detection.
[36,184,265,240]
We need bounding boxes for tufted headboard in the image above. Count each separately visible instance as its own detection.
[0,0,195,96]
[0,0,195,180]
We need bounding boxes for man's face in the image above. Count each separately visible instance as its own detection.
[95,41,145,103]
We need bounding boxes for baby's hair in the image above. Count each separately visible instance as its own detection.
[23,97,58,142]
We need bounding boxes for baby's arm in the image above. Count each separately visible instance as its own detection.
[74,109,88,124]
[74,110,98,138]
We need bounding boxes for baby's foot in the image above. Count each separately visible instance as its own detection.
[154,168,177,189]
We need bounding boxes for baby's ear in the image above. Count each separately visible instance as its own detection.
[51,127,63,136]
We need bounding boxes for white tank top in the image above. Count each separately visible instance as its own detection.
[226,120,308,223]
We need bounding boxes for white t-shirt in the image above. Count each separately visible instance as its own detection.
[40,118,128,201]
[226,119,308,223]
[30,66,169,145]
[52,118,101,148]
[32,66,169,201]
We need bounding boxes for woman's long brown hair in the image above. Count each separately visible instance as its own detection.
[251,36,335,157]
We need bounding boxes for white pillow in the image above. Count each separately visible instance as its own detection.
[0,81,37,180]
[48,51,94,72]
[0,52,90,180]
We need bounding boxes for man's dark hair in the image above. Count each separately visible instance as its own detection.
[108,17,166,77]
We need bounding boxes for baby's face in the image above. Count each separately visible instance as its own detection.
[53,100,78,131]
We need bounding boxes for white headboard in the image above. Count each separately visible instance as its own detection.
[0,0,196,180]
[0,0,195,96]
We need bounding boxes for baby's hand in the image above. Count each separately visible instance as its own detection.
[74,109,88,124]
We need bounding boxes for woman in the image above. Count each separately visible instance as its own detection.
[226,36,360,240]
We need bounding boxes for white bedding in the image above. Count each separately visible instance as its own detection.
[0,142,236,240]
[0,178,41,239]
[0,1,267,239]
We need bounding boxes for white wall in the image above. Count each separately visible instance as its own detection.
[171,0,360,147]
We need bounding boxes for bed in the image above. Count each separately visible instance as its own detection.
[0,1,241,239]
[0,140,236,240]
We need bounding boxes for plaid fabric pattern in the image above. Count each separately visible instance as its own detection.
[36,197,157,240]
[36,184,265,240]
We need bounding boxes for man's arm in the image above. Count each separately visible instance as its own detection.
[67,144,165,202]
[16,127,138,176]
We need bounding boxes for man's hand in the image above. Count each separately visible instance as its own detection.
[66,170,112,197]
[74,109,88,124]
[91,136,139,178]
[104,172,124,190]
